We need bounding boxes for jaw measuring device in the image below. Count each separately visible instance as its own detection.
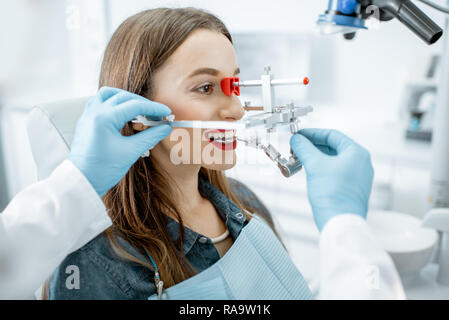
[132,66,313,177]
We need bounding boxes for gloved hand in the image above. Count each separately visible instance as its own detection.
[68,86,172,197]
[290,128,374,232]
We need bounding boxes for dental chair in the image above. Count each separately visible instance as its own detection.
[26,96,90,299]
[26,97,90,180]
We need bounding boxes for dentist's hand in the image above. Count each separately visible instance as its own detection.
[290,129,374,232]
[68,87,172,197]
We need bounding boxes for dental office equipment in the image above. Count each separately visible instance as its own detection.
[318,0,444,44]
[132,66,313,178]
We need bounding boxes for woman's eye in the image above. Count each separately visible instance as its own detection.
[197,84,214,95]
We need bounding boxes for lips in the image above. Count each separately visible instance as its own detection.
[204,129,237,151]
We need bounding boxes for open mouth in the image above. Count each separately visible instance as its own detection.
[204,129,237,151]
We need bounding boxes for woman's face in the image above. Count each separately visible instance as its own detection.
[136,29,244,171]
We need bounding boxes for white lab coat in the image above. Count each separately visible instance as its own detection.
[0,160,405,299]
[0,160,111,299]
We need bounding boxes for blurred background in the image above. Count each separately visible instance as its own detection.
[0,0,447,294]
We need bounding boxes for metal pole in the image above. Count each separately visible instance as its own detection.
[0,104,9,212]
[429,1,449,209]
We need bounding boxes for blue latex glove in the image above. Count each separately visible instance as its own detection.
[68,86,172,197]
[290,129,374,232]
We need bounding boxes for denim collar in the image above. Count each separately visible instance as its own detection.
[165,175,246,255]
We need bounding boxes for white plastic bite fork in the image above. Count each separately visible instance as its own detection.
[132,115,245,130]
[132,104,313,178]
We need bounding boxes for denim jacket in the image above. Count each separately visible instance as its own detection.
[47,177,272,299]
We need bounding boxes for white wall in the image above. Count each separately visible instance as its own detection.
[0,0,108,198]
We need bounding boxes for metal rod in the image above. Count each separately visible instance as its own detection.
[430,6,449,208]
[235,78,308,87]
[243,106,264,111]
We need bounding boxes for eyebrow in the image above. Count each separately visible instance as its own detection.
[188,67,240,78]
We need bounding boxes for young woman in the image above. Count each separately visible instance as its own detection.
[46,7,311,299]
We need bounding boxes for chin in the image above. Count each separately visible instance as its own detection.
[201,151,237,171]
[202,162,236,171]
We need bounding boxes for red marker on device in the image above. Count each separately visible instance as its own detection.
[220,77,240,97]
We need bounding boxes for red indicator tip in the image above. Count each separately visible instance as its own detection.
[221,77,240,96]
[303,77,309,85]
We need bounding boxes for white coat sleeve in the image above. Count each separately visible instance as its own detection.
[0,160,112,299]
[317,214,406,300]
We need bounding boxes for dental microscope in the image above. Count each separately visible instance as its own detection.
[317,0,443,44]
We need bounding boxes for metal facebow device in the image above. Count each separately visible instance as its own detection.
[132,66,313,178]
[221,66,312,178]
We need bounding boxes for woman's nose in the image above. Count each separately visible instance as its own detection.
[219,96,245,121]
